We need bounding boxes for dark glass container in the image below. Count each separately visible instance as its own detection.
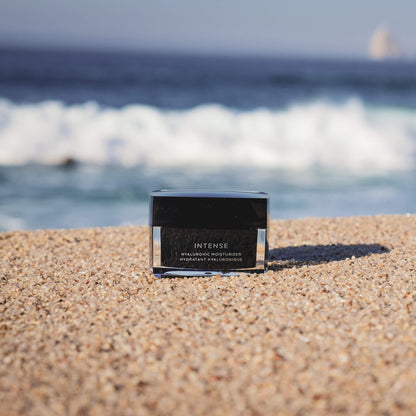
[149,190,269,277]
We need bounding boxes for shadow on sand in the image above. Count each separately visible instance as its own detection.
[268,243,389,271]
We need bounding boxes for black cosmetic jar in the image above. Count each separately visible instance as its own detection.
[149,190,269,277]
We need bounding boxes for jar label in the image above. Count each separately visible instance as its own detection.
[161,228,257,270]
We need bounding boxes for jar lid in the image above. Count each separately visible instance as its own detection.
[150,189,269,229]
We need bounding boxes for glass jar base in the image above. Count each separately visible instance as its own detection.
[151,267,266,278]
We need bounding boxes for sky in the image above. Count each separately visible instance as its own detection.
[1,0,416,57]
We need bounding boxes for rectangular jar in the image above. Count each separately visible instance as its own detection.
[149,190,269,277]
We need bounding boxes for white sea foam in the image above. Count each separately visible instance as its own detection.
[0,98,415,173]
[0,213,26,232]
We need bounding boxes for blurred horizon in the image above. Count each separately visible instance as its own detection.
[1,0,416,59]
[0,43,380,61]
[0,33,414,62]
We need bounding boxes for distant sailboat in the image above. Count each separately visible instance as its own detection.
[369,27,401,60]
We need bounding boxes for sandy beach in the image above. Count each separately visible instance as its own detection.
[1,215,416,415]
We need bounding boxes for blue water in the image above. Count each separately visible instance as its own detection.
[1,47,416,231]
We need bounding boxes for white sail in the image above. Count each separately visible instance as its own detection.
[369,27,401,59]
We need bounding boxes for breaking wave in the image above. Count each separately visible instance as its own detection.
[0,98,415,173]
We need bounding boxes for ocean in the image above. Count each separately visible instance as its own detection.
[1,47,416,231]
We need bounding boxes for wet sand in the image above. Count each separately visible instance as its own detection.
[1,215,416,415]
